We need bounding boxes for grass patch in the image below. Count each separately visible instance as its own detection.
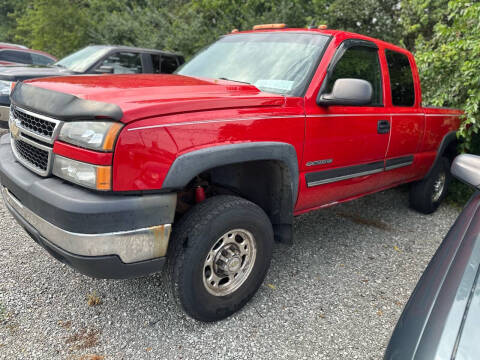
[446,179,475,208]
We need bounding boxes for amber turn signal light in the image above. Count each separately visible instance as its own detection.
[252,24,286,30]
[102,123,123,151]
[96,166,112,191]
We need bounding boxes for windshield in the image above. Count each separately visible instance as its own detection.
[55,46,111,72]
[177,32,330,96]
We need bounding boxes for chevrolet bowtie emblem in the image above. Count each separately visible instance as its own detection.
[9,114,20,139]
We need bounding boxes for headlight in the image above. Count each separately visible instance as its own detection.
[58,121,122,151]
[0,80,13,96]
[52,155,111,190]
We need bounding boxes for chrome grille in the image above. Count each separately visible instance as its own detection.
[11,106,59,141]
[9,105,62,176]
[13,138,49,171]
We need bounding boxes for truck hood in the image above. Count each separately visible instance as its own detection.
[21,74,285,123]
[0,65,73,81]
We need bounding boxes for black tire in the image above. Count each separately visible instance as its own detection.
[409,157,451,214]
[166,195,273,322]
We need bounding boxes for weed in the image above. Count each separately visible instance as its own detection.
[86,293,102,307]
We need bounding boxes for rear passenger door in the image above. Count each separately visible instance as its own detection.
[383,49,424,185]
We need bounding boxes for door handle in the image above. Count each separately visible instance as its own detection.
[377,120,390,134]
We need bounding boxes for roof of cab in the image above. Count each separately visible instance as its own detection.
[230,27,411,56]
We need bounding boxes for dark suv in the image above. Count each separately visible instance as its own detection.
[0,45,184,126]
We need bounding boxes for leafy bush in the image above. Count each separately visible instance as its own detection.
[414,0,480,153]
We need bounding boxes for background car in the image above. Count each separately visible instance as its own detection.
[0,45,184,127]
[0,43,56,66]
[0,42,28,49]
[385,153,480,360]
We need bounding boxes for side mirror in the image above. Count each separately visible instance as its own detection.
[451,154,480,189]
[317,78,373,106]
[95,65,114,74]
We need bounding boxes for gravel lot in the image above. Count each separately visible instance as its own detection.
[0,184,460,360]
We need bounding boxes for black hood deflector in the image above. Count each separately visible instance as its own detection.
[10,82,123,122]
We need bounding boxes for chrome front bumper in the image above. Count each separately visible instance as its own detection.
[2,186,172,263]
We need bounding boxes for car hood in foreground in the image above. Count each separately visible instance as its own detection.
[19,74,285,123]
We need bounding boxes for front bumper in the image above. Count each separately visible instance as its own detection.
[0,134,177,278]
[0,105,8,128]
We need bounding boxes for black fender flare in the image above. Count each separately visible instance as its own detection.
[162,142,299,205]
[425,131,458,179]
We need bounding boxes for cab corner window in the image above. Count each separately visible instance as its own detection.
[386,50,415,107]
[326,45,383,106]
[100,52,143,74]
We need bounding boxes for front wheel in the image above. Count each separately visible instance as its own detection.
[409,157,451,214]
[167,195,273,322]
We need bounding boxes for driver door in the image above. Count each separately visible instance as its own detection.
[298,40,390,210]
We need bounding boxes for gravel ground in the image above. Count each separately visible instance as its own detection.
[0,185,460,360]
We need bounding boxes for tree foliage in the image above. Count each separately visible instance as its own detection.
[0,0,25,44]
[312,0,403,45]
[13,0,90,58]
[414,0,480,152]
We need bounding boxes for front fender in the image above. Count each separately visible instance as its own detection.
[162,142,299,205]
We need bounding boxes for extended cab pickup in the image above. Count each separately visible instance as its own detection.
[0,27,463,321]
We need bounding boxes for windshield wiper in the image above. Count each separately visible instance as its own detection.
[219,77,251,85]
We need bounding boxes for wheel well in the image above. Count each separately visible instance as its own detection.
[443,138,459,163]
[175,160,294,244]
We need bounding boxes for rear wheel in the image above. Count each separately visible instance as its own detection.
[409,157,451,214]
[167,195,273,322]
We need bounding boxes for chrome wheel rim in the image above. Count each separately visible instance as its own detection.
[432,172,446,202]
[202,229,257,296]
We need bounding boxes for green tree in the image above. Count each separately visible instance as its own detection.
[166,0,317,57]
[14,0,91,58]
[414,0,480,152]
[0,0,27,43]
[86,0,175,50]
[399,0,449,50]
[312,0,403,45]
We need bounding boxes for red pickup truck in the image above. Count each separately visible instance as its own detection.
[0,27,462,321]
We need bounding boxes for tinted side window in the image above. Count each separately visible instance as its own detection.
[31,53,54,65]
[152,54,178,74]
[326,46,383,105]
[100,52,143,74]
[386,50,415,106]
[161,56,178,73]
[0,50,32,64]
